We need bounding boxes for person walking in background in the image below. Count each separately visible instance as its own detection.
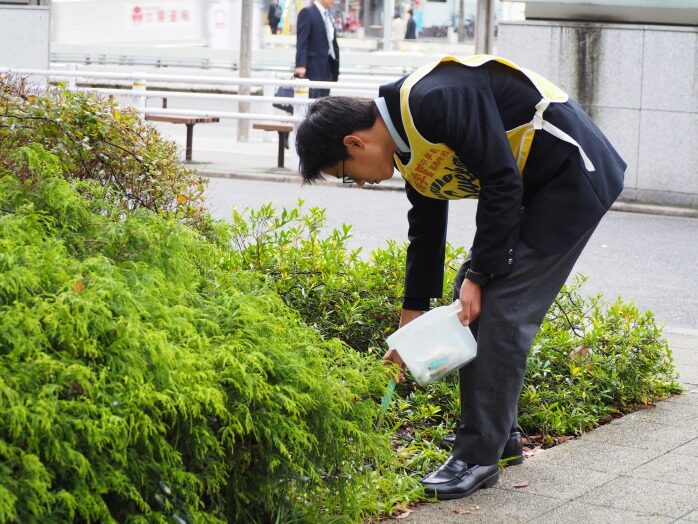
[391,12,405,48]
[295,0,340,98]
[268,0,281,34]
[404,8,417,39]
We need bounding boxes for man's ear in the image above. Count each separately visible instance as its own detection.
[343,135,365,152]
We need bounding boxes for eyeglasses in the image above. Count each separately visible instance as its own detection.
[341,159,355,184]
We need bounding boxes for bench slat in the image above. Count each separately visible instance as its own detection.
[253,122,294,133]
[145,115,220,125]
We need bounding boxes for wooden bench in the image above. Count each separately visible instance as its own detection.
[252,122,294,168]
[145,114,220,162]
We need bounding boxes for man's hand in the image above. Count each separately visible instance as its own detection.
[382,347,405,368]
[294,66,306,78]
[458,279,482,326]
[382,348,405,383]
[382,308,422,382]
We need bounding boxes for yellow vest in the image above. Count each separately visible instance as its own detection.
[395,55,595,200]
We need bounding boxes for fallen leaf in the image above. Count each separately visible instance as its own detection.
[453,504,480,515]
[523,446,543,458]
[395,509,412,519]
[513,481,529,488]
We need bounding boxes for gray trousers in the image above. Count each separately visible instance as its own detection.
[450,225,597,465]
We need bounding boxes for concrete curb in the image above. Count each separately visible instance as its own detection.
[196,166,698,219]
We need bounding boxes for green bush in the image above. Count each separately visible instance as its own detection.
[228,202,466,354]
[519,277,683,441]
[0,151,422,523]
[229,202,682,463]
[0,75,209,231]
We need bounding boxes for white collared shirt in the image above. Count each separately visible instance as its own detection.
[314,1,336,59]
[374,97,410,153]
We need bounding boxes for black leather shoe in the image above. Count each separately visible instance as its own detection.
[421,456,499,500]
[439,431,524,465]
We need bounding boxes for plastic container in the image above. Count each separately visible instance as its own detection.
[386,301,477,386]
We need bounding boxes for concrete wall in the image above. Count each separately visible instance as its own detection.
[499,20,698,209]
[0,5,50,73]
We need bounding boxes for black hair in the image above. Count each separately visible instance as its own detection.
[407,8,413,15]
[295,96,376,183]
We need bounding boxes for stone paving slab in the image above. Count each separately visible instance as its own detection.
[399,488,563,523]
[631,398,698,426]
[672,438,698,457]
[521,438,661,474]
[680,509,698,521]
[528,500,675,524]
[497,461,616,500]
[629,452,698,486]
[583,476,698,518]
[580,418,697,452]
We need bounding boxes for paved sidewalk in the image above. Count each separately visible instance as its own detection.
[402,330,698,524]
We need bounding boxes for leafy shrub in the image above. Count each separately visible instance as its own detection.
[229,202,682,463]
[0,152,423,523]
[519,277,683,441]
[0,75,209,230]
[228,202,466,354]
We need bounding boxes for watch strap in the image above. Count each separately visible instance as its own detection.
[465,268,490,288]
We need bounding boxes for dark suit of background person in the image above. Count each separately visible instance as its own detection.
[268,0,281,34]
[404,9,417,39]
[294,0,340,99]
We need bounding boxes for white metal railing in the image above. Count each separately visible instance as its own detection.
[1,67,381,91]
[83,87,313,106]
[48,40,445,78]
[1,66,382,124]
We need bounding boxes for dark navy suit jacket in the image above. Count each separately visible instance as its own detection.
[295,4,340,81]
[378,61,626,310]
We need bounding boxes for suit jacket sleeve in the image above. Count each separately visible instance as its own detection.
[295,8,310,68]
[409,84,523,279]
[403,181,449,311]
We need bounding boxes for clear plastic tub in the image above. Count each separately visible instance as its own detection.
[386,301,477,386]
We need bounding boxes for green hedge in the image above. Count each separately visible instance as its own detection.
[0,74,209,231]
[229,203,683,459]
[0,152,421,523]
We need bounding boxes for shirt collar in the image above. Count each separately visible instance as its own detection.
[314,1,327,15]
[374,97,410,153]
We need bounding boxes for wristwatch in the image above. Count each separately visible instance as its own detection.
[465,268,490,288]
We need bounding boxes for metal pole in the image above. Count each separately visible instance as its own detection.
[238,0,253,142]
[383,0,394,51]
[457,0,464,43]
[474,0,494,54]
[362,0,370,36]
